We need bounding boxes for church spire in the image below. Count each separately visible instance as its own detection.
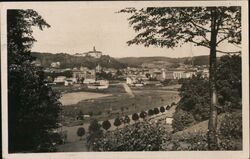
[93,46,96,52]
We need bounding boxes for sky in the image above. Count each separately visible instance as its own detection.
[27,3,240,58]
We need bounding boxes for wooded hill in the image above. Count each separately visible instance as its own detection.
[117,55,210,67]
[31,52,127,69]
[31,52,210,69]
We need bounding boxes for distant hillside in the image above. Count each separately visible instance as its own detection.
[117,55,210,67]
[31,52,127,69]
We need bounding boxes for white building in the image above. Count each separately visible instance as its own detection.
[51,62,60,68]
[74,46,102,58]
[165,69,196,80]
[54,76,66,83]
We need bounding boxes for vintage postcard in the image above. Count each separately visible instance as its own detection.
[1,1,249,159]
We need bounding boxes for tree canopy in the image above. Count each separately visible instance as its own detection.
[7,9,61,152]
[119,7,241,53]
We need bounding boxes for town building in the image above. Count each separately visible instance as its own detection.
[74,46,102,58]
[54,76,66,84]
[51,62,61,68]
[165,68,196,80]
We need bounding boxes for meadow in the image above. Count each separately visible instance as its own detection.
[59,83,180,126]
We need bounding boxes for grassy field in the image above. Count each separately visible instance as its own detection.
[59,83,180,126]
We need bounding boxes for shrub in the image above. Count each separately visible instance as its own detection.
[139,111,147,119]
[153,108,159,115]
[87,119,103,149]
[169,132,208,151]
[114,117,122,128]
[123,115,130,124]
[88,119,101,133]
[218,112,242,150]
[132,113,139,122]
[148,109,154,116]
[93,122,169,151]
[172,110,195,132]
[166,105,170,110]
[171,102,176,106]
[160,106,165,113]
[102,120,111,131]
[77,127,85,140]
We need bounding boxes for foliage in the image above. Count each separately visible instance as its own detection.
[218,112,242,150]
[132,113,139,122]
[166,105,170,110]
[216,55,242,110]
[178,75,210,121]
[168,112,242,151]
[87,119,103,150]
[148,109,154,116]
[171,102,176,106]
[168,132,208,151]
[123,115,131,124]
[114,117,122,128]
[7,9,61,152]
[176,55,241,125]
[160,106,165,113]
[92,122,169,151]
[96,70,113,80]
[77,127,85,140]
[139,111,147,119]
[102,120,111,131]
[153,108,160,115]
[88,119,101,133]
[120,7,241,52]
[172,110,195,132]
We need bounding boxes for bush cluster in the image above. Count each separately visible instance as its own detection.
[218,112,242,150]
[172,110,195,132]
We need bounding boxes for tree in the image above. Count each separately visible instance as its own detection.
[171,102,176,106]
[123,115,131,124]
[148,109,154,116]
[166,105,171,110]
[88,119,101,133]
[7,9,61,152]
[87,119,103,150]
[132,113,139,122]
[154,108,160,115]
[160,106,165,113]
[216,55,242,110]
[120,7,241,149]
[178,74,210,121]
[114,117,122,128]
[102,120,111,131]
[139,111,147,120]
[77,127,85,140]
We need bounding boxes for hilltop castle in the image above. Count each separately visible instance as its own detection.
[74,46,102,58]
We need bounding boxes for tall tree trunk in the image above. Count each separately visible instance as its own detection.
[208,8,219,150]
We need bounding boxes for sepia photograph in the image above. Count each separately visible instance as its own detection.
[1,1,249,159]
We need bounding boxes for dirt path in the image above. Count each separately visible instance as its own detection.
[121,83,135,98]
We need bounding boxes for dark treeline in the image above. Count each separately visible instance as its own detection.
[31,52,127,69]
